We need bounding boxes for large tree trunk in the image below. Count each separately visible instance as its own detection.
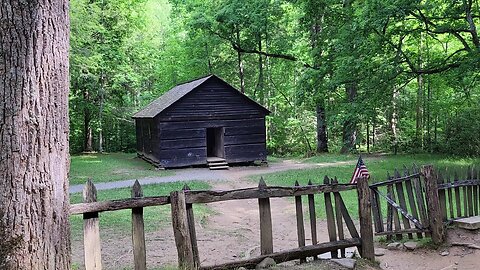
[0,1,71,270]
[340,83,358,153]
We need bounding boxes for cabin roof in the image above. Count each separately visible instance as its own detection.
[132,74,270,119]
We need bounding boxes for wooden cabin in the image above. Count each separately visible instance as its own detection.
[132,74,270,169]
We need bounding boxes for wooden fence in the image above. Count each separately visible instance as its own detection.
[70,177,374,270]
[70,164,474,269]
[436,167,480,222]
[369,164,431,241]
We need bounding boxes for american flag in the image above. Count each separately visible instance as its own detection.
[350,156,370,184]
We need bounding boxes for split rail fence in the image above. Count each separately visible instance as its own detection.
[70,177,374,270]
[70,164,478,270]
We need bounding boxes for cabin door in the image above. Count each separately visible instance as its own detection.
[206,127,225,158]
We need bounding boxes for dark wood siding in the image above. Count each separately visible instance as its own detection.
[153,117,266,168]
[157,77,265,121]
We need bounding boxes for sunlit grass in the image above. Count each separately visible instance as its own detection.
[69,152,173,185]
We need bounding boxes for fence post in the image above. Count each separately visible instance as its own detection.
[183,184,200,268]
[171,190,195,270]
[294,181,306,262]
[258,177,273,255]
[83,179,103,270]
[422,165,445,245]
[356,177,374,261]
[132,180,147,270]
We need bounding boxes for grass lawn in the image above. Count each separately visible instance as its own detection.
[69,152,173,185]
[256,154,480,219]
[70,181,212,240]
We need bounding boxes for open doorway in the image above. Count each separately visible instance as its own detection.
[206,127,225,158]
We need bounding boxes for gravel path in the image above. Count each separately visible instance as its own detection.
[69,159,357,193]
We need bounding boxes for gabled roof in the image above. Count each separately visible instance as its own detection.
[132,74,270,119]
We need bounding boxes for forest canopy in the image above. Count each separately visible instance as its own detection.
[69,0,480,156]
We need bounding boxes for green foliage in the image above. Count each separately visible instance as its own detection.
[444,104,480,156]
[69,153,172,185]
[69,0,480,156]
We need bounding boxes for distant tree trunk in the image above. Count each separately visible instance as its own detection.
[390,88,400,154]
[367,121,370,153]
[255,36,265,104]
[341,83,358,153]
[316,104,328,153]
[98,73,105,153]
[84,90,94,152]
[426,77,431,151]
[0,1,71,269]
[236,27,245,93]
[311,12,329,153]
[416,74,424,148]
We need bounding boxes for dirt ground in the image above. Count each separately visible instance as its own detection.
[71,162,480,270]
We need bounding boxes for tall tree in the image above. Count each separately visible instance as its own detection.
[0,1,71,269]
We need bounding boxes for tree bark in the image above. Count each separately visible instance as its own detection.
[0,1,71,269]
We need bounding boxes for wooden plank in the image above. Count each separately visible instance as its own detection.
[258,178,273,255]
[386,185,393,241]
[371,187,384,233]
[467,168,474,217]
[171,191,195,270]
[307,180,318,260]
[474,169,479,216]
[83,180,102,270]
[357,177,375,261]
[394,169,412,239]
[454,172,462,217]
[375,228,430,236]
[437,172,448,222]
[132,181,147,270]
[371,189,380,233]
[184,185,200,268]
[323,176,338,259]
[332,178,345,258]
[294,181,306,263]
[335,192,360,239]
[446,173,455,220]
[438,180,480,189]
[403,166,422,238]
[422,165,445,245]
[412,165,428,234]
[388,184,402,240]
[369,173,421,188]
[199,239,361,270]
[184,184,357,204]
[70,196,170,215]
